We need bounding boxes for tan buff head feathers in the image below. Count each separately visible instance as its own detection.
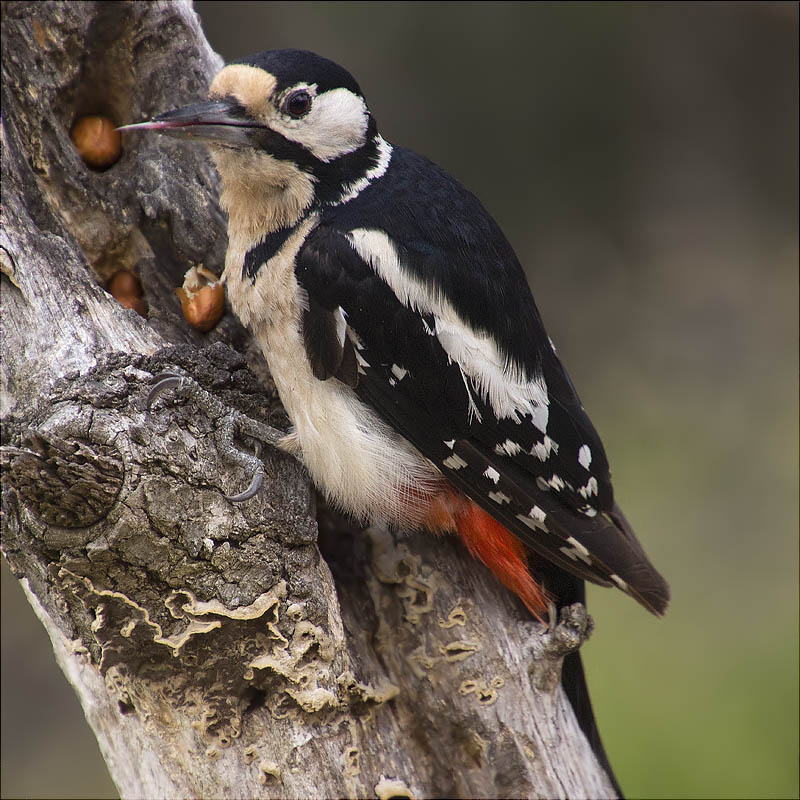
[210,64,278,124]
[209,63,370,164]
[208,65,314,239]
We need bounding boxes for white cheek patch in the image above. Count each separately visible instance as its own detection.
[272,87,369,162]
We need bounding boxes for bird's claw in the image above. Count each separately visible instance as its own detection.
[145,370,284,503]
[547,601,558,632]
[222,440,264,503]
[147,372,186,409]
[224,470,264,502]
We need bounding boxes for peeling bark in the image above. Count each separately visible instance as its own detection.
[1,2,616,798]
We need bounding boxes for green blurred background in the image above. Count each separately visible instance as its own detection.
[2,2,797,798]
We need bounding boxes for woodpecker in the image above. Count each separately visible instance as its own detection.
[122,49,669,793]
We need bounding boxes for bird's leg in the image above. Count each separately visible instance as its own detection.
[147,371,293,502]
[529,602,594,692]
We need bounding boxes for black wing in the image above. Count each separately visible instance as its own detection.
[295,147,669,615]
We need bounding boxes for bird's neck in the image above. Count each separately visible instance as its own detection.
[211,147,315,245]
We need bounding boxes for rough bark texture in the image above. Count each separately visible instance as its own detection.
[1,2,616,798]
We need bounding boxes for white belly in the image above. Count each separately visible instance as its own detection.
[223,215,442,529]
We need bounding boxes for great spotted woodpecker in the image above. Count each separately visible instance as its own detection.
[122,49,669,792]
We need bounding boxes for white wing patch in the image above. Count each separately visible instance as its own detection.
[458,367,483,424]
[443,453,467,470]
[531,436,559,462]
[516,505,547,532]
[610,573,630,591]
[494,438,523,457]
[483,466,501,484]
[334,306,347,348]
[530,505,547,524]
[567,536,591,559]
[346,228,550,429]
[578,444,592,470]
[488,491,512,505]
[559,538,592,566]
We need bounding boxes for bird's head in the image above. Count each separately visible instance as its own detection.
[121,50,382,224]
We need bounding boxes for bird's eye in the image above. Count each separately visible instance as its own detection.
[284,90,312,118]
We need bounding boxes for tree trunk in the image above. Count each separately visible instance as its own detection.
[0,2,616,798]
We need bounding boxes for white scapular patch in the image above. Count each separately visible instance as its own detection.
[391,363,408,381]
[271,85,370,162]
[334,136,393,205]
[578,476,599,499]
[578,444,592,470]
[346,229,550,429]
[483,466,501,484]
[443,453,467,470]
[531,436,559,462]
[334,306,347,348]
[494,439,523,457]
[488,491,511,505]
[530,404,549,436]
[458,367,483,424]
[443,439,455,449]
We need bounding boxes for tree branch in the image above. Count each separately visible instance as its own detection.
[1,2,615,797]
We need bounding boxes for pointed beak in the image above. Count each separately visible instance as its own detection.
[117,99,256,146]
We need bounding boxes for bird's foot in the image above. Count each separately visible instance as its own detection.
[529,603,594,691]
[147,371,290,502]
[545,603,594,656]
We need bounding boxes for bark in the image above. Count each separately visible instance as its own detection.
[0,2,616,798]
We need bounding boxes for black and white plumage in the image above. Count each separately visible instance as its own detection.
[294,149,667,610]
[122,48,669,792]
